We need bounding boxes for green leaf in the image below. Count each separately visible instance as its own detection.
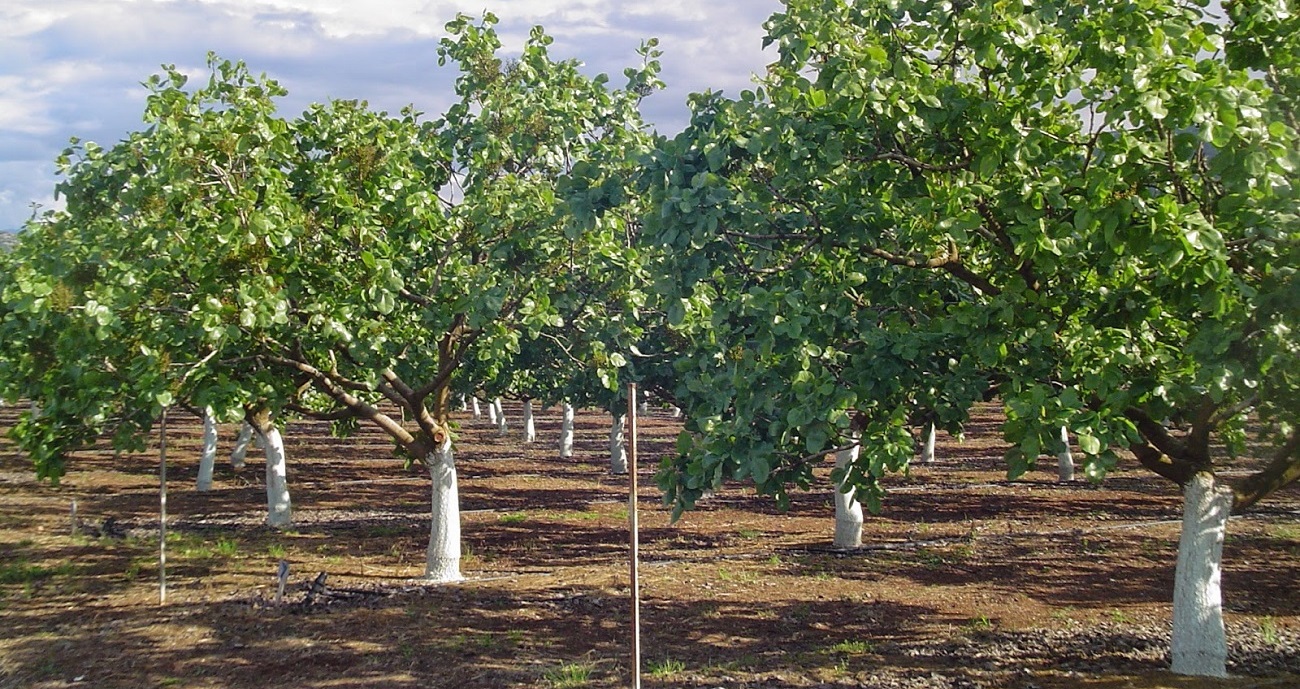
[1077,432,1101,455]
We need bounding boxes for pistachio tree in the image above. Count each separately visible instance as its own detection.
[639,0,1298,676]
[2,14,657,583]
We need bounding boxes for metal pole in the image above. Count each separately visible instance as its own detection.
[628,383,641,689]
[159,407,168,606]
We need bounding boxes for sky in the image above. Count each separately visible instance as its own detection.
[0,0,785,232]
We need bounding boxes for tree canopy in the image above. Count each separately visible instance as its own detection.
[0,14,658,482]
[640,0,1299,515]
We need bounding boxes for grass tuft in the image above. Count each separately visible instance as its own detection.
[543,661,593,688]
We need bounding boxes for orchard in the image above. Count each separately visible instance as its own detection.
[0,1,1297,686]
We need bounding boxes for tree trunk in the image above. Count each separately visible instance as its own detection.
[1170,471,1233,677]
[610,413,628,474]
[920,422,936,464]
[196,407,217,492]
[559,402,575,458]
[486,398,498,425]
[257,423,292,528]
[471,397,481,419]
[1057,426,1075,482]
[670,406,681,419]
[523,399,537,443]
[425,436,463,583]
[230,421,254,470]
[833,437,863,548]
[493,398,507,434]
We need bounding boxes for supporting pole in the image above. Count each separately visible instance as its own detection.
[159,407,169,606]
[628,383,641,689]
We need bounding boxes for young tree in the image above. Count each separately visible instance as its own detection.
[639,0,1299,676]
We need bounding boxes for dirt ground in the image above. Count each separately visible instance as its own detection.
[0,400,1297,689]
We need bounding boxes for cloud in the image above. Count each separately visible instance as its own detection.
[0,0,782,230]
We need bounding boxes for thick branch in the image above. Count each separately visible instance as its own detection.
[1129,441,1196,485]
[1124,406,1191,465]
[1230,429,1300,514]
[266,355,417,449]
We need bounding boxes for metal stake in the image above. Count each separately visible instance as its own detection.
[628,383,641,689]
[159,407,168,606]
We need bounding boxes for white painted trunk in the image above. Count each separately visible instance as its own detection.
[230,421,254,470]
[196,407,217,492]
[609,414,628,474]
[921,422,936,464]
[833,438,863,549]
[1057,426,1075,482]
[486,398,498,425]
[458,394,468,412]
[559,403,575,458]
[1170,472,1232,677]
[261,427,292,528]
[523,400,537,443]
[669,406,681,419]
[493,398,507,434]
[425,438,463,583]
[471,397,481,419]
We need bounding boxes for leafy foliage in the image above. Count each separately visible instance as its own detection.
[0,14,658,479]
[638,0,1300,517]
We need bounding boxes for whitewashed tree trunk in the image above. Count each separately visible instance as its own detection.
[1170,472,1233,677]
[609,413,628,474]
[833,436,863,548]
[458,394,468,412]
[486,398,498,425]
[522,400,537,443]
[425,436,462,583]
[471,397,482,419]
[259,425,292,528]
[493,398,507,434]
[1057,426,1075,482]
[196,407,217,492]
[229,421,254,470]
[559,402,575,458]
[670,406,681,419]
[920,422,936,464]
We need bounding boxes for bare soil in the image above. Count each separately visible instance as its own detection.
[0,401,1297,689]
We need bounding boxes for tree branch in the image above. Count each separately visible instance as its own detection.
[265,355,417,449]
[861,239,1001,296]
[1230,428,1300,513]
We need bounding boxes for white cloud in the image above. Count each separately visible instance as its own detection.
[0,0,782,230]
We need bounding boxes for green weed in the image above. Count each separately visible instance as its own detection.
[827,639,873,655]
[214,537,239,557]
[0,560,75,585]
[498,513,528,524]
[647,656,685,677]
[1259,617,1279,645]
[543,661,592,688]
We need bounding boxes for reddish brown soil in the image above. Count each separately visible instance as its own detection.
[0,401,1296,689]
